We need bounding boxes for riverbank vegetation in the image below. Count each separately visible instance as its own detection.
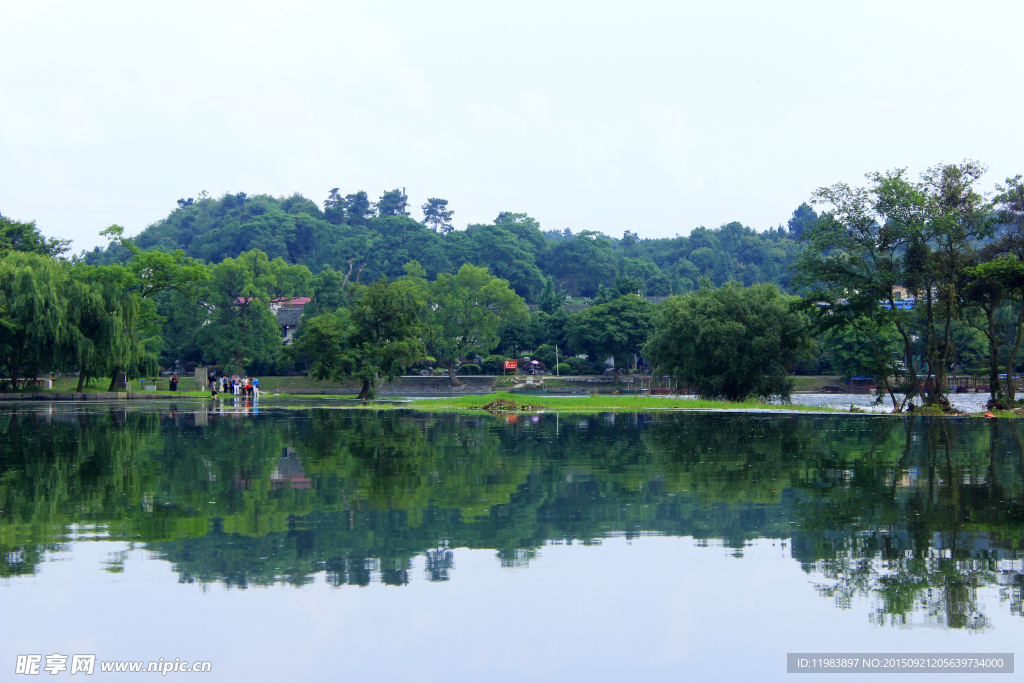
[402,392,833,413]
[3,162,1022,409]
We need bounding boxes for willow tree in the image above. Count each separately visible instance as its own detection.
[95,225,208,389]
[0,252,69,389]
[68,263,157,392]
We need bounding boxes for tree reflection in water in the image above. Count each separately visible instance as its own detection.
[1,405,1021,627]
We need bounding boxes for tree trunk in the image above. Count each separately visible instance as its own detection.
[987,306,1001,407]
[107,365,122,392]
[893,320,927,405]
[863,326,900,412]
[76,366,87,393]
[357,377,372,400]
[1005,304,1024,403]
[889,291,927,405]
[448,360,462,387]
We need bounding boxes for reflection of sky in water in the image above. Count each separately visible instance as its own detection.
[4,538,1021,683]
[785,393,994,413]
[1,403,1021,682]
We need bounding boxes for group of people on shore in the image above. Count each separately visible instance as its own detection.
[207,371,259,399]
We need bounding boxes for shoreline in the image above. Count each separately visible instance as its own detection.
[1,390,1016,419]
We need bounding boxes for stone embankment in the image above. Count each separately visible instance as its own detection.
[0,376,503,400]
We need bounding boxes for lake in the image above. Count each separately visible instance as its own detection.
[2,401,1021,681]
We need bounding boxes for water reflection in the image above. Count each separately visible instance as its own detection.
[1,404,1022,628]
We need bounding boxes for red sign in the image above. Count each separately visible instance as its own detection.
[504,360,518,370]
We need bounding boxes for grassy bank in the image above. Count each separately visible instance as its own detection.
[402,392,839,413]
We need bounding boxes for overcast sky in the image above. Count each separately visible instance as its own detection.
[2,0,1021,252]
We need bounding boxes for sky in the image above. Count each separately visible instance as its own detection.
[2,0,1021,253]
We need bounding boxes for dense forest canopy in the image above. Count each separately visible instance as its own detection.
[80,188,810,300]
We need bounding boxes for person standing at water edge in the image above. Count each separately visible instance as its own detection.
[169,373,178,391]
[252,377,259,398]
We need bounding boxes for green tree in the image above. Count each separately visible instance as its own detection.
[974,175,1024,402]
[0,216,71,257]
[917,162,994,404]
[565,294,654,370]
[364,215,451,281]
[420,264,529,385]
[421,198,454,234]
[197,250,312,373]
[343,191,375,227]
[537,275,566,315]
[323,188,347,225]
[819,319,909,410]
[543,231,618,297]
[0,252,69,388]
[614,274,644,297]
[67,263,157,391]
[645,282,811,400]
[496,312,542,358]
[95,225,209,387]
[644,271,672,296]
[620,229,638,255]
[376,189,408,217]
[295,277,424,399]
[787,202,818,238]
[794,163,994,409]
[292,308,353,383]
[302,262,357,318]
[446,218,545,300]
[962,256,1016,404]
[995,175,1023,232]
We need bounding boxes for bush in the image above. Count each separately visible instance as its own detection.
[457,364,481,375]
[555,363,571,375]
[534,344,557,367]
[432,368,447,376]
[481,355,505,374]
[566,357,589,374]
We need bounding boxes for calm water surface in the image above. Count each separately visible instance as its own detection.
[788,393,994,413]
[2,401,1022,681]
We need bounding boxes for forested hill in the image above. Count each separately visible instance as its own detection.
[82,188,813,301]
